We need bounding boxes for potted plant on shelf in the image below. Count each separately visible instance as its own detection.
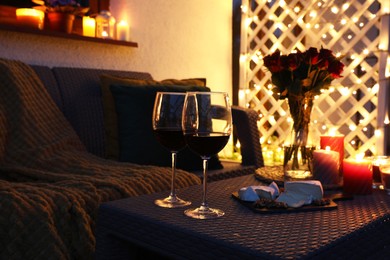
[32,0,89,33]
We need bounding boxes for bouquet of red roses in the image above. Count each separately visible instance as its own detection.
[263,47,344,100]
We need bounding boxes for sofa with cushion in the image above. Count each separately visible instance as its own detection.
[0,58,263,259]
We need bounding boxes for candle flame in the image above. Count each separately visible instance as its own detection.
[355,153,365,161]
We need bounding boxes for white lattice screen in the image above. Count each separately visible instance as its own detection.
[238,0,390,164]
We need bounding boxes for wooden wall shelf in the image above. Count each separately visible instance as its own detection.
[0,23,138,48]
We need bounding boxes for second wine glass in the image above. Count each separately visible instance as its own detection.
[153,92,191,208]
[182,91,232,219]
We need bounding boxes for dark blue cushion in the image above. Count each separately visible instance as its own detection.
[110,84,223,171]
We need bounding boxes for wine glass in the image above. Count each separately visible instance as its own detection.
[182,91,232,219]
[152,92,191,208]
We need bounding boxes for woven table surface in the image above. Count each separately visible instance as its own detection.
[96,173,390,259]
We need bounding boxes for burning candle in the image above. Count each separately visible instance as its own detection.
[116,20,130,41]
[16,8,45,30]
[313,147,340,185]
[82,16,96,37]
[320,135,344,173]
[343,154,372,195]
[369,156,390,187]
[379,164,390,195]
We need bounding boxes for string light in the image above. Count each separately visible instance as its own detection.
[239,0,387,158]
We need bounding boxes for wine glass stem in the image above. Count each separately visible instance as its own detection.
[201,158,209,208]
[170,152,177,198]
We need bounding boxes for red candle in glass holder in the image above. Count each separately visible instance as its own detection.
[343,155,372,195]
[320,135,344,173]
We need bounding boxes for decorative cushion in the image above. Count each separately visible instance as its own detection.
[109,84,223,171]
[100,74,206,160]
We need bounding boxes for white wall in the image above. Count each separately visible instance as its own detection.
[0,0,232,95]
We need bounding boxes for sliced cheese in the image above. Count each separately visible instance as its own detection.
[284,180,323,200]
[276,180,324,208]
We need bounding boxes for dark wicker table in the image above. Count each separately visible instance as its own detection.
[95,174,390,259]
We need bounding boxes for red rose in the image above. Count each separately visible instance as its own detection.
[328,59,344,78]
[287,53,300,71]
[317,48,334,69]
[304,47,319,65]
[264,51,283,73]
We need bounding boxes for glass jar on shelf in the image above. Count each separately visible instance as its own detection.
[95,10,116,39]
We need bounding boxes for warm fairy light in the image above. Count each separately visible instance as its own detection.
[352,17,359,23]
[239,89,245,100]
[386,57,390,78]
[241,5,248,13]
[294,6,300,13]
[254,84,261,91]
[310,11,317,17]
[340,87,350,96]
[353,90,357,95]
[342,3,350,10]
[331,6,339,14]
[267,84,273,89]
[306,23,311,29]
[375,129,382,137]
[269,115,276,124]
[348,35,352,40]
[363,127,368,132]
[384,114,389,125]
[363,49,369,55]
[325,146,331,151]
[351,140,356,145]
[356,79,362,84]
[329,87,335,92]
[239,53,247,63]
[349,124,357,131]
[350,54,356,59]
[359,22,364,27]
[341,19,347,25]
[280,0,286,7]
[314,24,320,29]
[322,34,327,39]
[322,125,327,130]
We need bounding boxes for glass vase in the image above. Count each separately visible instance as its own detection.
[283,93,316,181]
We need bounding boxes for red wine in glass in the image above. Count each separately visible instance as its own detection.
[182,92,232,219]
[153,92,191,208]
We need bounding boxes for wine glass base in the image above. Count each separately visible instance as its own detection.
[155,195,191,208]
[184,206,225,219]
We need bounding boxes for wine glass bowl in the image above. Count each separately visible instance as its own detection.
[182,92,232,219]
[152,92,191,208]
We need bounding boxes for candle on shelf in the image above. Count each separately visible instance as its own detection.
[116,20,130,41]
[320,135,344,173]
[16,8,45,30]
[82,16,96,37]
[343,154,372,195]
[313,147,340,185]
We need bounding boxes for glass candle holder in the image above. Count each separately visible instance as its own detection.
[95,10,116,39]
